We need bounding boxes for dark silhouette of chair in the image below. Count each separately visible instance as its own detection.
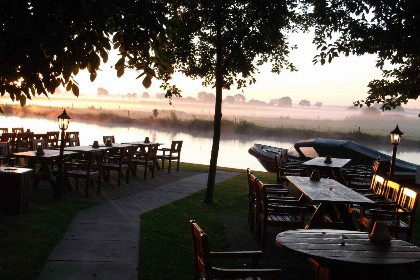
[0,128,8,133]
[15,132,34,152]
[131,144,158,180]
[64,151,103,197]
[190,220,283,280]
[247,169,289,234]
[157,140,182,173]
[103,135,115,144]
[256,180,307,252]
[31,139,47,150]
[1,133,16,153]
[102,146,133,186]
[12,127,24,133]
[0,142,10,164]
[362,187,419,242]
[46,131,59,148]
[65,132,80,147]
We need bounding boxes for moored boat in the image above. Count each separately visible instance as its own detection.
[249,138,419,173]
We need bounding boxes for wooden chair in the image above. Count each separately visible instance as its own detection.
[15,132,34,152]
[362,187,419,242]
[65,132,80,146]
[12,127,24,133]
[46,131,59,148]
[0,142,10,164]
[31,139,47,150]
[247,169,289,234]
[190,220,283,280]
[131,144,158,180]
[0,133,16,153]
[103,135,115,144]
[0,128,8,133]
[156,140,182,173]
[64,151,103,197]
[102,146,133,186]
[256,180,307,252]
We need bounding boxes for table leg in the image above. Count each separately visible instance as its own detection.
[306,203,328,229]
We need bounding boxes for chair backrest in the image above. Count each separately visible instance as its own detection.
[170,141,183,154]
[31,139,47,150]
[249,173,259,208]
[281,167,307,177]
[0,128,8,133]
[148,144,158,158]
[12,127,24,133]
[0,132,16,143]
[190,220,213,280]
[33,133,48,140]
[16,132,34,151]
[103,135,115,144]
[383,180,401,203]
[46,131,60,148]
[16,132,34,141]
[370,175,386,194]
[0,142,10,156]
[373,160,390,177]
[86,150,104,174]
[397,187,418,213]
[65,131,79,139]
[67,137,80,147]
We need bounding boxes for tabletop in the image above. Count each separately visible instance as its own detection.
[63,146,111,152]
[287,176,375,204]
[276,229,420,266]
[121,141,162,146]
[13,150,78,158]
[91,143,133,148]
[303,157,351,169]
[0,166,32,174]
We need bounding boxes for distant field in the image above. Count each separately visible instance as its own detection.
[1,95,419,140]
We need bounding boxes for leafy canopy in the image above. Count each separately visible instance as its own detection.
[0,0,173,106]
[310,0,420,110]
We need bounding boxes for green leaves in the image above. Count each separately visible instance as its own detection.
[142,75,152,88]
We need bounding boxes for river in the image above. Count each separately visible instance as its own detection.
[1,116,420,171]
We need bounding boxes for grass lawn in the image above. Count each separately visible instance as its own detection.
[138,167,284,280]
[139,165,420,280]
[0,187,96,280]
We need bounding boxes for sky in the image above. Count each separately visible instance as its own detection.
[70,32,420,108]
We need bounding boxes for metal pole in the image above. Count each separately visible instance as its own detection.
[55,128,65,200]
[389,143,397,180]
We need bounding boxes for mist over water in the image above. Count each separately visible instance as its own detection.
[1,116,419,171]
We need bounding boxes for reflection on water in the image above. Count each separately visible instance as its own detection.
[1,116,419,171]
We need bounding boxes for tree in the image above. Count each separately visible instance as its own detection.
[97,87,109,97]
[310,0,420,110]
[152,109,159,119]
[223,95,235,104]
[142,92,150,98]
[233,93,246,103]
[315,101,322,108]
[270,97,292,107]
[197,91,216,103]
[0,0,174,109]
[248,99,267,106]
[164,1,303,203]
[156,93,165,99]
[299,99,310,107]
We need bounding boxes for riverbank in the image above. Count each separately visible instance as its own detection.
[2,103,420,147]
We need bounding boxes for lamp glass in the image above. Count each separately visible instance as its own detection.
[391,133,401,144]
[58,118,69,130]
[57,109,71,130]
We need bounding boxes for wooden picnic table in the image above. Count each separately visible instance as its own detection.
[286,176,375,230]
[13,150,78,197]
[276,229,420,280]
[303,157,351,184]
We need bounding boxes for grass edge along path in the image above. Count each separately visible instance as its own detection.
[0,189,96,280]
[138,169,277,280]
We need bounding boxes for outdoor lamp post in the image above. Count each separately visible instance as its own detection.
[389,124,403,180]
[56,109,71,199]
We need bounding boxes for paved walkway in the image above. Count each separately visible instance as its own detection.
[36,170,238,280]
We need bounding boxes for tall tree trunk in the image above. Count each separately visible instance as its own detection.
[204,0,222,204]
